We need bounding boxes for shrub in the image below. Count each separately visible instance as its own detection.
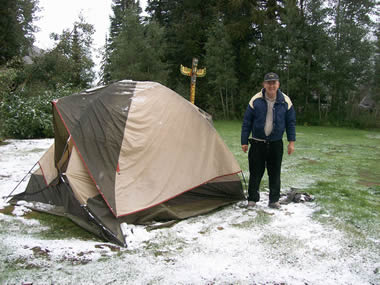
[0,85,78,139]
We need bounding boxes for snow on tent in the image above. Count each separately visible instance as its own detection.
[10,80,245,246]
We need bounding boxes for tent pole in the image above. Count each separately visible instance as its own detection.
[2,161,38,201]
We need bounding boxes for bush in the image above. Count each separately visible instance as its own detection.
[0,85,78,139]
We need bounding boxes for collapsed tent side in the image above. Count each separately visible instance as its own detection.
[9,143,128,246]
[53,82,136,216]
[9,98,130,246]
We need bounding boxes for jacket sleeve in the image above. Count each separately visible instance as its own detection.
[285,104,296,142]
[241,105,254,145]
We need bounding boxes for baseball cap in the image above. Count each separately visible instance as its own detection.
[264,72,279,81]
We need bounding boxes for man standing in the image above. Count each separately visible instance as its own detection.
[241,72,296,209]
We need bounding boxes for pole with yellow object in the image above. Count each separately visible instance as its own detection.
[180,58,206,104]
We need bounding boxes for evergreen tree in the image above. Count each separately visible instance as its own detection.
[106,3,168,83]
[109,0,142,49]
[303,0,332,122]
[24,15,95,90]
[219,0,263,106]
[139,19,169,84]
[146,0,218,96]
[253,0,285,80]
[205,19,238,119]
[0,0,39,65]
[99,35,112,84]
[328,0,376,121]
[281,0,331,122]
[374,22,380,118]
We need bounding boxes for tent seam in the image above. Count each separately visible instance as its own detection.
[52,101,118,217]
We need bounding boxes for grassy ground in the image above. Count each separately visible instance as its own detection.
[214,121,380,240]
[1,122,379,243]
[1,122,380,284]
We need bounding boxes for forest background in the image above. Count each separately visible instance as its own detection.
[0,0,379,139]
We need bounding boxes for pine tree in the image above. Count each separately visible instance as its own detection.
[205,19,238,119]
[0,0,39,65]
[146,0,218,94]
[25,15,95,90]
[374,22,380,119]
[107,4,168,82]
[328,0,376,121]
[254,0,285,79]
[99,35,112,84]
[281,0,331,121]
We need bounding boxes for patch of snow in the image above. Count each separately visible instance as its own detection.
[121,223,153,249]
[12,205,32,216]
[85,85,106,92]
[131,96,146,103]
[366,134,380,140]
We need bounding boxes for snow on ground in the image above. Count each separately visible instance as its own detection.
[0,139,379,285]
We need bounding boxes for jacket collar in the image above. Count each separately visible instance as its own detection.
[262,88,284,103]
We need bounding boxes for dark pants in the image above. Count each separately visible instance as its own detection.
[248,140,283,203]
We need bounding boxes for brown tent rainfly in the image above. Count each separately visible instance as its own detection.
[11,80,245,246]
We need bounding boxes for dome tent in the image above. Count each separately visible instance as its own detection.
[10,80,244,246]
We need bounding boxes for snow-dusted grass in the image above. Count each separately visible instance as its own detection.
[0,124,380,284]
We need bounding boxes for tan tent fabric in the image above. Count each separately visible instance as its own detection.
[115,82,241,216]
[66,145,98,205]
[38,144,57,186]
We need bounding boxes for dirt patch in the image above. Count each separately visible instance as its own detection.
[31,246,51,258]
[0,205,15,215]
[357,180,380,186]
[357,170,380,186]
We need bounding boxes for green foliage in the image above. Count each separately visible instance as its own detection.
[0,91,54,138]
[0,12,95,140]
[0,66,18,101]
[0,0,39,65]
[205,19,238,119]
[45,15,95,89]
[102,2,168,84]
[327,0,375,115]
[143,0,378,126]
[0,85,77,139]
[9,14,96,95]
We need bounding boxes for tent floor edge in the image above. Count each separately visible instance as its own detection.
[79,206,127,247]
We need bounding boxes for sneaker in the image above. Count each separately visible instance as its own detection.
[247,201,256,208]
[268,201,281,209]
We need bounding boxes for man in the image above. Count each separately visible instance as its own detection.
[241,72,296,209]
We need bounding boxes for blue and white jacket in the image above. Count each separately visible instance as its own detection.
[241,89,296,145]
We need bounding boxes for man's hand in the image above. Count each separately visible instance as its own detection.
[288,141,295,155]
[242,145,249,153]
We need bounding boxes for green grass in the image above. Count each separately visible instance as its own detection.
[214,121,380,240]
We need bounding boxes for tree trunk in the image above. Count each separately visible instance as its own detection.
[225,88,229,120]
[219,88,226,119]
[318,93,321,122]
[231,89,235,119]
